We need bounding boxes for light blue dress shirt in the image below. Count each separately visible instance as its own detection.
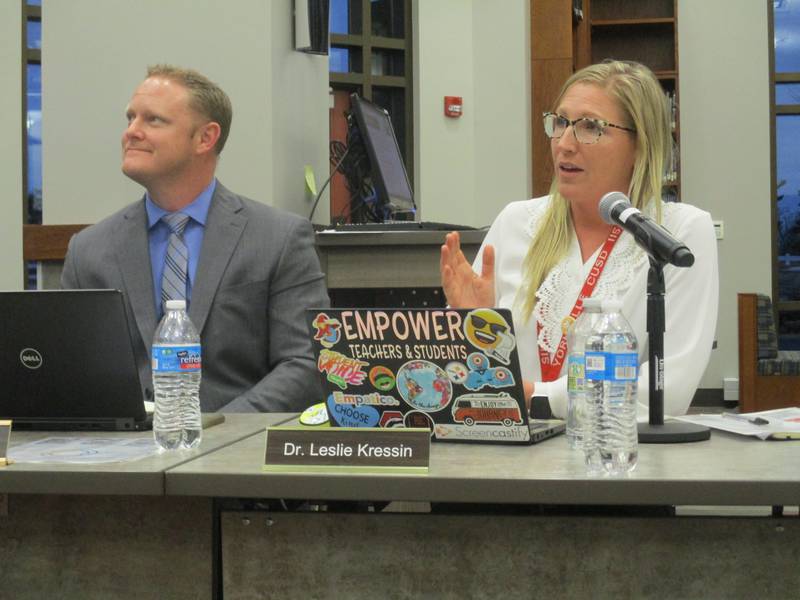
[145,179,216,318]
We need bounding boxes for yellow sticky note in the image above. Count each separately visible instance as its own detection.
[304,165,317,196]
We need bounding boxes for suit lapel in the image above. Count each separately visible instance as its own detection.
[117,199,158,348]
[189,184,247,333]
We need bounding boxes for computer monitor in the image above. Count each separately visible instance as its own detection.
[347,93,416,221]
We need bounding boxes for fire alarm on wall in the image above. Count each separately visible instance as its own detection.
[444,96,463,118]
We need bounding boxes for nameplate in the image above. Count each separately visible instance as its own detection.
[0,420,11,467]
[263,427,430,473]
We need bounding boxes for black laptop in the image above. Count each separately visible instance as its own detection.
[0,289,151,431]
[306,307,565,445]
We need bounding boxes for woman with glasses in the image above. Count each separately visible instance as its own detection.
[440,60,718,419]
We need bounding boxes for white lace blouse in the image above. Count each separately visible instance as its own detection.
[472,195,719,420]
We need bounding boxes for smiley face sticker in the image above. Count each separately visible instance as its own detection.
[463,309,516,364]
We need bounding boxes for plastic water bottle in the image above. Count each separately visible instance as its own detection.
[584,299,638,475]
[565,298,602,451]
[152,300,202,450]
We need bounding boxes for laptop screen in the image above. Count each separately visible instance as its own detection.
[0,289,148,430]
[307,308,539,443]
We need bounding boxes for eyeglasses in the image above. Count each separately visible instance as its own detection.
[470,315,507,335]
[542,112,636,145]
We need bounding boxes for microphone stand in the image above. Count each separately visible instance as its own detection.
[638,256,710,443]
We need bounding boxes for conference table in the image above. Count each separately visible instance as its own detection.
[0,414,287,599]
[1,414,799,599]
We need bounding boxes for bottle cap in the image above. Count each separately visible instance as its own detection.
[165,299,187,310]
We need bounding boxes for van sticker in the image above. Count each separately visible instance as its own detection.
[451,392,523,427]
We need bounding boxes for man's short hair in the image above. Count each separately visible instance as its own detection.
[146,64,233,155]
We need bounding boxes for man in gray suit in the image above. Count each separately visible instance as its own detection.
[62,65,329,413]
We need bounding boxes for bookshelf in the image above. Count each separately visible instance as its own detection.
[575,0,680,200]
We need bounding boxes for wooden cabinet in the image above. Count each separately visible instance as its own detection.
[575,0,681,200]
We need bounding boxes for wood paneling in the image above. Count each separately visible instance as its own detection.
[532,0,572,59]
[23,224,88,261]
[531,58,572,197]
[574,0,680,199]
[531,0,573,197]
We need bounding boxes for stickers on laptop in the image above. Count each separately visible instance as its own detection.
[379,410,404,428]
[462,352,515,391]
[368,365,396,391]
[317,349,369,390]
[396,360,452,411]
[326,394,381,427]
[444,361,469,384]
[299,402,330,427]
[311,313,342,348]
[440,391,531,441]
[451,392,523,427]
[403,410,434,432]
[464,309,516,365]
[307,309,533,443]
[432,422,531,442]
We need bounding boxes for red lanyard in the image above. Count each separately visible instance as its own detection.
[537,225,622,382]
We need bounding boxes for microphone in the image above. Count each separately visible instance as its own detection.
[599,192,695,268]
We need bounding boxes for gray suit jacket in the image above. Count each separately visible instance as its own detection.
[61,182,330,412]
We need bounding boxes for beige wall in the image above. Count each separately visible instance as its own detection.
[679,0,772,388]
[414,0,531,227]
[42,0,329,225]
[0,1,24,290]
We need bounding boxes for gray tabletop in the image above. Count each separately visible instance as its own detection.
[166,421,800,506]
[0,413,292,496]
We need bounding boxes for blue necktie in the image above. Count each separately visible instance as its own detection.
[161,212,190,308]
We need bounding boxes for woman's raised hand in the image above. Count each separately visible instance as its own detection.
[440,231,496,308]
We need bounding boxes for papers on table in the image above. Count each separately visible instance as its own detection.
[8,436,160,464]
[675,407,800,440]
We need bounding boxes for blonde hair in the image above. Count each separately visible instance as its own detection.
[147,64,233,155]
[518,60,673,321]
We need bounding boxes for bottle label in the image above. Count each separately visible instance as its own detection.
[152,344,202,373]
[584,352,637,382]
[567,355,585,392]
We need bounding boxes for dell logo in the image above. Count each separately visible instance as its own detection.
[20,348,43,370]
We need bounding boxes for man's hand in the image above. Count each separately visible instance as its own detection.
[440,232,495,308]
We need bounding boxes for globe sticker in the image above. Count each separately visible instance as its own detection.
[396,360,452,411]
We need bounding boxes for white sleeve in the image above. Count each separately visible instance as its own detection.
[636,208,719,418]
